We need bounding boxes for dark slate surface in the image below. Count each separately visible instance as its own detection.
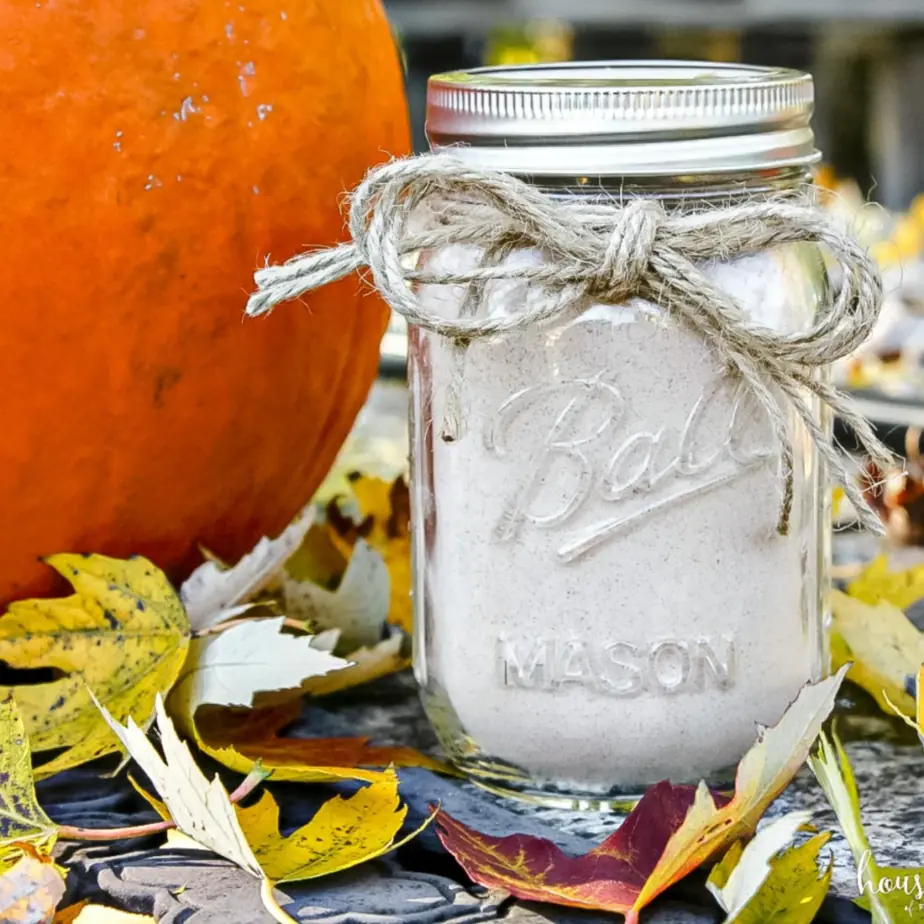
[41,666,923,924]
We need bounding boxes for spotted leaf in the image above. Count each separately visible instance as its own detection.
[0,554,190,777]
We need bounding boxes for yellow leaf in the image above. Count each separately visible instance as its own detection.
[0,697,57,869]
[0,555,190,777]
[327,476,411,633]
[846,555,924,610]
[56,905,155,924]
[631,666,847,915]
[238,770,423,883]
[0,847,66,923]
[707,815,831,923]
[810,732,924,923]
[830,590,924,716]
[128,777,171,824]
[918,665,924,732]
[832,485,846,521]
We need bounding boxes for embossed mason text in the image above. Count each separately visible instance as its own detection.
[496,633,736,697]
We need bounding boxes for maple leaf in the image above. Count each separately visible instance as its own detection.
[810,731,924,923]
[830,589,924,717]
[0,845,66,923]
[327,475,411,633]
[436,667,846,923]
[283,539,390,652]
[168,616,350,732]
[95,697,430,924]
[0,555,190,778]
[706,814,831,922]
[299,631,408,697]
[237,769,431,882]
[180,508,313,631]
[0,697,57,869]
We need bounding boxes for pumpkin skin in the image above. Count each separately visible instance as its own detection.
[0,0,408,603]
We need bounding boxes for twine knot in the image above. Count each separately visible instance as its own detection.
[246,152,894,535]
[594,199,662,303]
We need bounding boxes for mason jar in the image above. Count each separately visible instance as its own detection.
[409,62,829,808]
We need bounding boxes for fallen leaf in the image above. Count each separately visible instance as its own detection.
[168,617,349,733]
[830,590,924,716]
[283,540,389,652]
[0,555,190,778]
[810,731,924,923]
[437,668,846,923]
[95,695,430,924]
[634,665,847,916]
[300,632,408,697]
[180,509,314,631]
[327,476,411,633]
[0,698,57,869]
[706,815,830,922]
[846,555,924,610]
[53,901,89,924]
[238,769,423,882]
[197,700,446,784]
[0,847,65,924]
[95,694,263,878]
[437,780,710,914]
[56,905,155,924]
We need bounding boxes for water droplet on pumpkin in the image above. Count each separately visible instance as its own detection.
[174,96,199,121]
[256,103,272,120]
[144,175,163,191]
[252,186,260,195]
[225,23,234,39]
[242,61,256,76]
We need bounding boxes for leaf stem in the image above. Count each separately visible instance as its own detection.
[57,763,269,842]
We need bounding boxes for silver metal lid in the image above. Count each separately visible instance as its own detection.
[426,61,819,176]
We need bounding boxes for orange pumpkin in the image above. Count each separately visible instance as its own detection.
[0,0,408,603]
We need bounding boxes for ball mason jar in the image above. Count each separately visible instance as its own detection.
[409,62,830,807]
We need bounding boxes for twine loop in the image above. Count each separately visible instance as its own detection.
[246,152,893,534]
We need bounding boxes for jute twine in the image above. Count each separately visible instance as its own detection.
[246,153,893,535]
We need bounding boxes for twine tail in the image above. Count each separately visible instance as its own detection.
[440,338,470,443]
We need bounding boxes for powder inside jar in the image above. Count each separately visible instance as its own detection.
[410,242,827,796]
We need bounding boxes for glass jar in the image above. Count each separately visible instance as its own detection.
[409,62,829,808]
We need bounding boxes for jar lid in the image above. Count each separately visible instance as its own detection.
[426,61,819,177]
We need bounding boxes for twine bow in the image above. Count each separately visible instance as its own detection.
[246,153,893,534]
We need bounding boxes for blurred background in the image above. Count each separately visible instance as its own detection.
[368,1,924,510]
